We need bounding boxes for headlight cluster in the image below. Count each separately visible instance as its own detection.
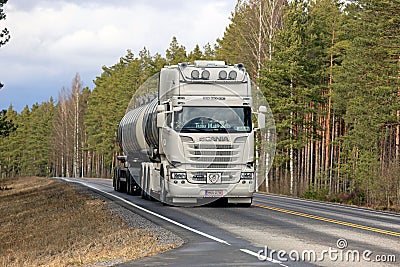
[240,172,254,180]
[171,172,187,179]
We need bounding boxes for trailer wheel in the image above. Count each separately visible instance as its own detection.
[132,178,141,196]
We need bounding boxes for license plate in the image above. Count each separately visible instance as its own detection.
[204,190,224,197]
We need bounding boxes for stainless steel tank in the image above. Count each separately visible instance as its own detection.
[117,98,158,160]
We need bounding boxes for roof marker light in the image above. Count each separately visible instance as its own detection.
[219,70,227,79]
[191,70,200,79]
[228,70,237,80]
[201,70,210,80]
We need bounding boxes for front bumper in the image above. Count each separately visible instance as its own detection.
[165,177,255,199]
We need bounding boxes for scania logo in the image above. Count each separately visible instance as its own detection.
[199,136,229,142]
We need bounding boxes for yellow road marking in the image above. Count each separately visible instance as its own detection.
[252,203,400,237]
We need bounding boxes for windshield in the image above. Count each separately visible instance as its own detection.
[174,106,252,133]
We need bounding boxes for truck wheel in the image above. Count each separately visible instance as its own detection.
[115,178,120,192]
[113,167,118,191]
[160,166,171,206]
[126,175,131,195]
[120,181,127,193]
[141,164,148,199]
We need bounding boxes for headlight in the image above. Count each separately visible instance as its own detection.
[201,70,210,79]
[240,172,253,180]
[219,70,227,79]
[228,70,237,80]
[191,70,200,79]
[171,172,187,179]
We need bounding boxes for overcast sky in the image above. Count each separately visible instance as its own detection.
[0,0,236,112]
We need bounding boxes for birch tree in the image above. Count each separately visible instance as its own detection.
[216,0,287,79]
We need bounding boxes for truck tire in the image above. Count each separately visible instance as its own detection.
[126,174,131,195]
[141,164,150,200]
[116,177,121,192]
[160,165,172,206]
[113,167,118,191]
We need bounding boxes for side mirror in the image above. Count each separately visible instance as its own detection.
[157,113,165,128]
[257,113,265,130]
[256,105,267,130]
[157,105,166,128]
[157,105,166,112]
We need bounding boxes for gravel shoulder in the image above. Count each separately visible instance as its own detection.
[72,182,184,248]
[0,177,183,267]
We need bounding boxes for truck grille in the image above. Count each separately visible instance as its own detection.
[186,143,240,169]
[190,163,236,169]
[184,142,242,183]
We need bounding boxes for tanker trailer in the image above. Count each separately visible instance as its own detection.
[113,60,268,207]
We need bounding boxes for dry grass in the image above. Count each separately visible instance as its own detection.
[0,177,177,266]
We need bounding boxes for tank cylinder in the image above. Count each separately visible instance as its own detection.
[118,98,158,156]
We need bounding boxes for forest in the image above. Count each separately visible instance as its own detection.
[1,0,399,210]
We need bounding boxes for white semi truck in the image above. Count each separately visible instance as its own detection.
[113,60,267,206]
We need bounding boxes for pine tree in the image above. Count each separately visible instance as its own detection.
[0,109,16,137]
[188,45,203,62]
[165,36,187,64]
[203,43,216,60]
[334,0,400,206]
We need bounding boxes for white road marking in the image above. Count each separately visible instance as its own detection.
[240,249,288,266]
[61,178,231,245]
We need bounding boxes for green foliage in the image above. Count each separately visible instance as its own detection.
[0,109,16,137]
[166,37,187,64]
[260,0,331,157]
[188,45,203,62]
[334,0,400,186]
[0,102,55,177]
[302,185,329,201]
[216,1,251,69]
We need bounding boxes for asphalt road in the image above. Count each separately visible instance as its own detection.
[60,178,400,267]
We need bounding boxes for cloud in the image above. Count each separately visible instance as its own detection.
[0,0,235,111]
